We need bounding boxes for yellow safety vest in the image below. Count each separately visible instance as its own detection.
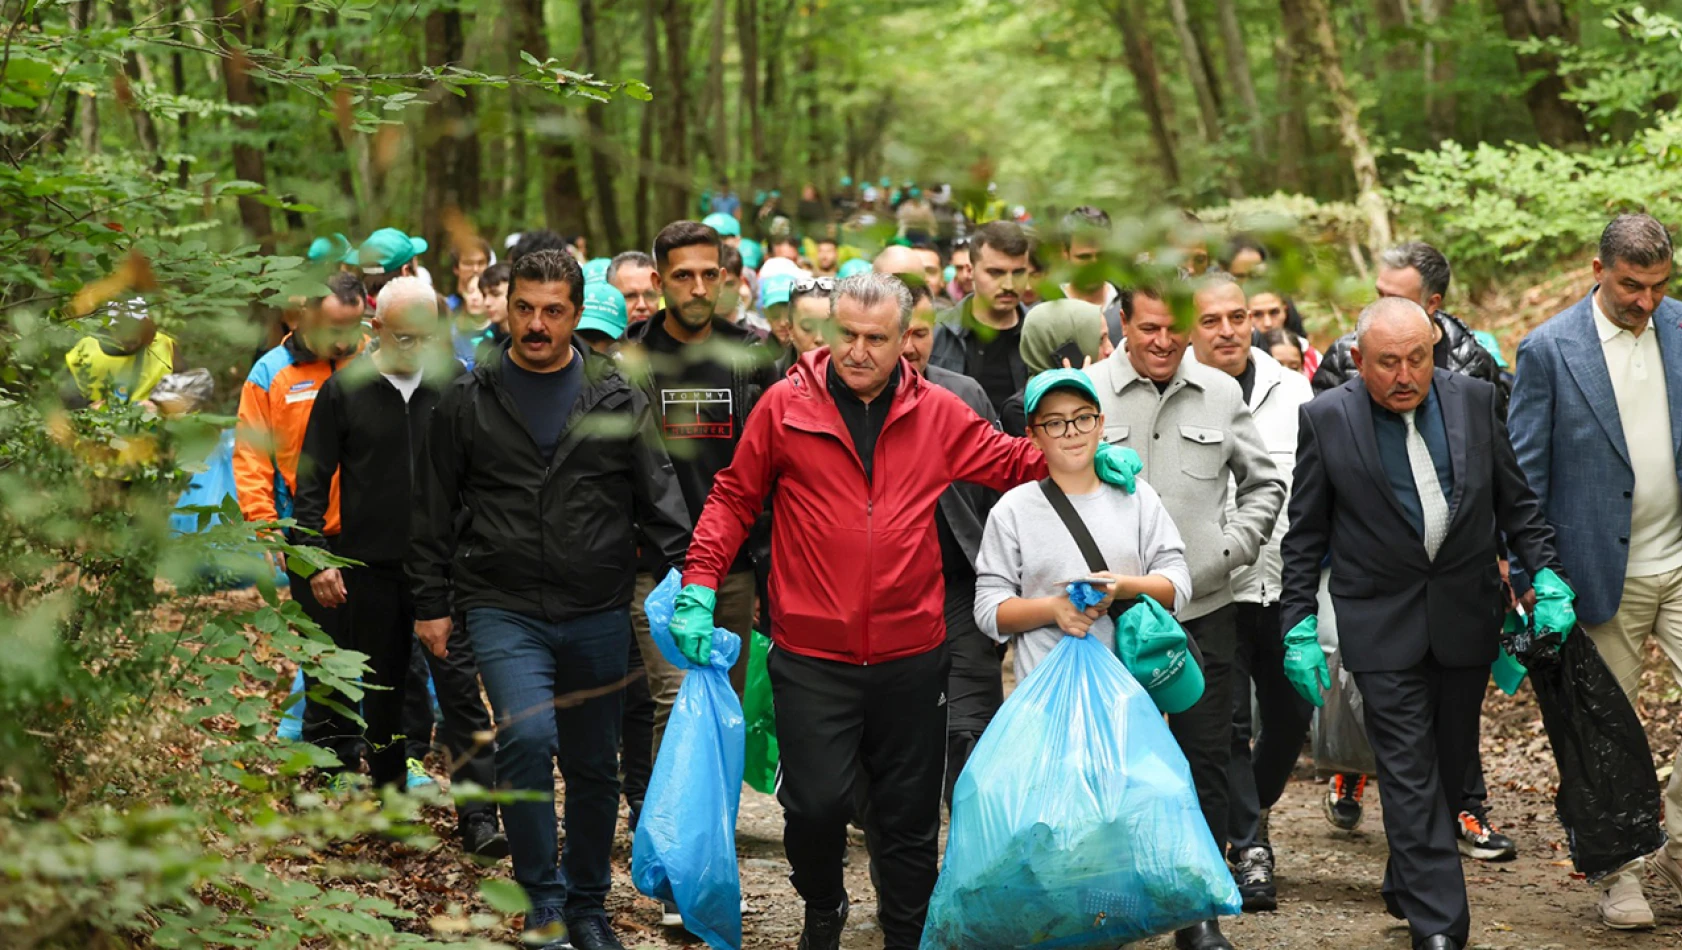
[64,332,176,405]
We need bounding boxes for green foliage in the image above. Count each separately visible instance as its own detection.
[1386,111,1682,281]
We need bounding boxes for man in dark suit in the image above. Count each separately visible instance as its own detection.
[1278,297,1572,950]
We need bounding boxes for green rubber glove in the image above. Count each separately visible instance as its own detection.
[670,584,717,667]
[1094,442,1142,493]
[1531,567,1576,641]
[1282,615,1331,708]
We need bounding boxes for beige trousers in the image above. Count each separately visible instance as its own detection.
[631,569,756,753]
[1581,565,1682,873]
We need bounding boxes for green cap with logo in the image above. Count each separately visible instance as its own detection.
[583,257,612,286]
[1114,595,1204,715]
[838,258,872,279]
[703,212,741,238]
[355,227,429,275]
[578,282,628,340]
[1023,367,1101,416]
[758,273,796,308]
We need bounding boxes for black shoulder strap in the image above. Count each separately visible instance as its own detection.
[1038,478,1108,575]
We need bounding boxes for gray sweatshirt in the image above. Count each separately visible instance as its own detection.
[974,477,1192,682]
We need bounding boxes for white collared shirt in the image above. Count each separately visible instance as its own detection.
[1594,294,1682,577]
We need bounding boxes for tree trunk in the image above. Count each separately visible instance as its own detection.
[800,0,822,187]
[1165,0,1223,143]
[515,0,588,237]
[636,0,661,247]
[1271,27,1309,191]
[579,0,626,252]
[1215,0,1266,156]
[422,5,481,272]
[1420,0,1456,141]
[71,1,100,154]
[737,0,765,189]
[210,0,274,252]
[109,0,163,170]
[660,0,692,225]
[1371,0,1415,73]
[1300,0,1392,249]
[706,0,729,181]
[1489,0,1589,144]
[170,0,190,187]
[1106,0,1180,187]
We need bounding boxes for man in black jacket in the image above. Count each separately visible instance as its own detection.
[1309,241,1517,859]
[294,276,507,859]
[407,250,692,950]
[928,219,1032,415]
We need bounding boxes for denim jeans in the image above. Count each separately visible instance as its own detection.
[467,606,630,916]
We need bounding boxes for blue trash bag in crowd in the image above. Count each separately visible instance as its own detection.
[170,429,287,590]
[921,635,1241,950]
[633,569,746,950]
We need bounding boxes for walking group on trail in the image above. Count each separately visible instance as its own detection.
[65,187,1682,950]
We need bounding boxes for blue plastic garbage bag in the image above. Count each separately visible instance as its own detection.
[921,635,1241,950]
[633,569,746,950]
[170,430,287,590]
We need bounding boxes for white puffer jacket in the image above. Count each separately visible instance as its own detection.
[1228,349,1314,605]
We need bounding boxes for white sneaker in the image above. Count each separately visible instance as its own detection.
[659,898,683,928]
[1600,873,1655,930]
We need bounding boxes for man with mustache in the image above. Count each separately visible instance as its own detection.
[929,220,1032,416]
[671,272,1144,950]
[407,249,691,950]
[1085,281,1286,950]
[1279,297,1569,950]
[1508,213,1682,931]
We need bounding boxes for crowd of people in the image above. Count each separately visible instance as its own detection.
[60,197,1682,950]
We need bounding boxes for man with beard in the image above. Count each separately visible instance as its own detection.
[930,220,1032,416]
[623,220,778,928]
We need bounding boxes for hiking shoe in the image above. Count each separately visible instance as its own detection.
[1600,873,1655,930]
[1233,846,1277,912]
[566,913,624,950]
[521,905,569,949]
[1324,773,1366,831]
[797,895,849,950]
[1456,811,1517,861]
[405,757,437,791]
[659,898,683,928]
[461,813,509,862]
[1652,848,1682,903]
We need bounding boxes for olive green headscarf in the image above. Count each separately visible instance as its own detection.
[1020,298,1107,374]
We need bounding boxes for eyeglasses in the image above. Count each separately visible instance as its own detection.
[792,276,837,298]
[1029,412,1100,438]
[389,330,437,351]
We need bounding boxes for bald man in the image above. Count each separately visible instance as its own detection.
[1278,298,1568,950]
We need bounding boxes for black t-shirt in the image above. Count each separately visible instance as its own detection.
[976,323,1022,415]
[641,316,747,525]
[501,347,583,461]
[1235,357,1257,404]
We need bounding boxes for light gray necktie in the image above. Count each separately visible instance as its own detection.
[1402,408,1449,560]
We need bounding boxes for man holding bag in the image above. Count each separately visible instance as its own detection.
[670,273,1142,950]
[1279,297,1572,950]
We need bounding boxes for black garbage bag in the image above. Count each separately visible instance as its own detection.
[1526,628,1667,882]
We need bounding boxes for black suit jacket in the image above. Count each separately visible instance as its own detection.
[1279,370,1561,673]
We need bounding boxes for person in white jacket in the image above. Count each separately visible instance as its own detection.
[1187,276,1315,914]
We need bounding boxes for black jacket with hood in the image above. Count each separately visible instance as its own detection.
[1312,309,1510,417]
[406,341,692,623]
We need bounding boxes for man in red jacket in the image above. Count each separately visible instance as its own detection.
[671,272,1140,950]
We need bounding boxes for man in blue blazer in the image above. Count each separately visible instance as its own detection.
[1508,212,1682,930]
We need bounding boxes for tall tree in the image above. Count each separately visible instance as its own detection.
[1103,0,1181,186]
[580,0,627,252]
[516,0,588,236]
[738,0,766,188]
[705,0,729,179]
[1214,0,1266,158]
[209,0,274,253]
[1489,0,1589,145]
[1166,0,1223,144]
[635,0,662,246]
[109,0,164,170]
[660,0,693,224]
[1296,0,1392,248]
[1420,0,1456,140]
[422,3,482,270]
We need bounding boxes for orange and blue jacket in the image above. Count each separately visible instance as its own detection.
[233,333,363,535]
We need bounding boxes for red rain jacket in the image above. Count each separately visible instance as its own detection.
[685,349,1048,665]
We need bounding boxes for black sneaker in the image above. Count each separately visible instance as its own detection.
[1324,773,1366,831]
[521,905,568,950]
[567,913,625,950]
[461,813,510,862]
[1456,811,1518,861]
[797,895,849,950]
[1233,846,1278,912]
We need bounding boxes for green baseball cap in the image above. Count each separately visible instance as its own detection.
[739,238,765,271]
[583,257,612,285]
[1115,595,1204,715]
[1023,368,1101,416]
[307,233,352,264]
[703,212,741,238]
[838,258,873,279]
[355,227,428,275]
[1472,329,1508,370]
[578,282,628,340]
[759,273,796,308]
